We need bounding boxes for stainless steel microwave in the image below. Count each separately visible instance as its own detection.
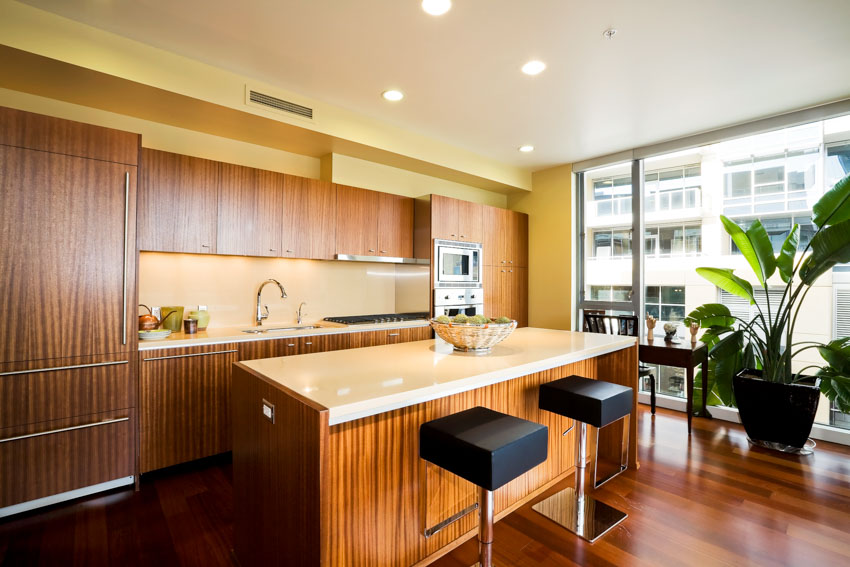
[434,239,482,287]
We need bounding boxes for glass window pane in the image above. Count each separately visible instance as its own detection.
[646,304,660,319]
[826,143,850,187]
[754,165,784,185]
[612,175,632,197]
[671,191,683,209]
[612,229,631,257]
[660,193,670,210]
[685,226,701,253]
[755,182,783,195]
[685,166,700,178]
[593,179,613,200]
[645,194,656,213]
[645,286,660,303]
[659,226,683,255]
[685,189,697,208]
[644,229,657,256]
[754,202,785,214]
[590,285,611,301]
[659,169,684,192]
[661,305,685,322]
[725,171,751,197]
[612,286,632,302]
[593,231,611,257]
[661,285,685,304]
[597,201,612,215]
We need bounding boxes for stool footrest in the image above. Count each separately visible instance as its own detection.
[532,487,628,543]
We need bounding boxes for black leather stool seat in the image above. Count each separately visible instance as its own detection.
[420,406,548,491]
[539,375,632,428]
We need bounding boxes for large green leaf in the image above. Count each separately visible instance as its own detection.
[745,219,777,284]
[696,267,755,304]
[802,219,850,284]
[698,326,733,351]
[710,329,744,359]
[812,172,850,227]
[776,224,799,283]
[720,216,766,286]
[711,353,741,407]
[819,368,850,413]
[818,338,850,374]
[684,303,736,328]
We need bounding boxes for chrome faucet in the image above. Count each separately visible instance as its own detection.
[296,302,307,325]
[256,279,287,326]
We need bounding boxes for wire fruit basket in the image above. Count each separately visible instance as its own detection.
[430,319,517,352]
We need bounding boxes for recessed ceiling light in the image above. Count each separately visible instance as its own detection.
[603,27,617,40]
[519,145,534,153]
[521,60,546,76]
[382,90,404,102]
[422,0,451,16]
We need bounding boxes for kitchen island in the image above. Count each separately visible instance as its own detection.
[232,327,637,567]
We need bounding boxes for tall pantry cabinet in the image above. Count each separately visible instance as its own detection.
[0,107,139,511]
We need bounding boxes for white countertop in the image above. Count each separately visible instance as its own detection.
[239,327,636,425]
[137,319,431,351]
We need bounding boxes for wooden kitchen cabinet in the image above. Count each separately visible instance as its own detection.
[138,148,219,254]
[483,266,528,327]
[0,409,135,508]
[336,184,413,257]
[139,344,239,473]
[1,137,137,364]
[348,326,431,348]
[281,175,337,260]
[431,195,483,243]
[238,334,350,361]
[482,205,528,268]
[218,163,283,257]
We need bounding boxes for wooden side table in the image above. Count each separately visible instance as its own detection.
[638,337,710,434]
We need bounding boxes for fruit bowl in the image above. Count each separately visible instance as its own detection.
[430,318,517,352]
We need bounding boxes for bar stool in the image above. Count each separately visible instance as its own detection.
[420,406,548,567]
[533,375,632,543]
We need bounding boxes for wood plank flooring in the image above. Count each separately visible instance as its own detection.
[2,407,849,566]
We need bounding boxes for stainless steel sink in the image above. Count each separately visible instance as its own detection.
[241,325,319,334]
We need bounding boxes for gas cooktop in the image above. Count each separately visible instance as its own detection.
[323,312,429,325]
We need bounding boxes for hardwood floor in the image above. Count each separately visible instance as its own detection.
[2,408,849,566]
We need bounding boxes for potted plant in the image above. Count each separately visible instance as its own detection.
[686,172,850,453]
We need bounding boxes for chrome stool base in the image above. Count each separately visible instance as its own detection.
[532,487,628,543]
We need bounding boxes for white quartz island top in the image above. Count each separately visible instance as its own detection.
[238,327,636,425]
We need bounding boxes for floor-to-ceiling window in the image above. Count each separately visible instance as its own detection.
[577,113,850,435]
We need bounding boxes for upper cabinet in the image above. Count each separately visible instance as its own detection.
[336,185,413,258]
[431,195,483,243]
[138,149,219,254]
[218,164,283,257]
[483,205,528,268]
[283,176,336,260]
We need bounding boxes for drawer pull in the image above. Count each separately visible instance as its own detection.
[0,417,129,444]
[144,349,238,362]
[304,342,313,346]
[0,360,128,377]
[287,343,296,347]
[388,333,400,337]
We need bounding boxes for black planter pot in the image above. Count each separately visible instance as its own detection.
[733,369,821,452]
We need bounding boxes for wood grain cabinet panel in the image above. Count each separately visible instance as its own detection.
[377,192,414,258]
[281,176,337,260]
[482,205,507,266]
[335,184,379,256]
[432,195,483,243]
[138,149,219,254]
[218,164,283,257]
[139,344,238,473]
[0,106,139,165]
[0,409,135,508]
[0,145,137,363]
[0,357,131,429]
[508,210,529,268]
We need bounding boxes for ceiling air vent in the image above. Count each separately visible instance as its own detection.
[247,89,313,120]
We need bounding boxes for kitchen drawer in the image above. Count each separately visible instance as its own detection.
[238,334,350,361]
[0,409,134,508]
[0,356,131,429]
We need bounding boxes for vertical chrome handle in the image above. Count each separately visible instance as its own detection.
[122,171,129,345]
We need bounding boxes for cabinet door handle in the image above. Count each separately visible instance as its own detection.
[201,244,210,248]
[388,333,400,337]
[144,349,238,362]
[460,235,466,238]
[122,172,130,346]
[286,249,294,253]
[0,416,129,444]
[304,341,313,346]
[269,248,276,252]
[287,343,296,347]
[0,360,128,376]
[368,249,376,253]
[450,234,456,237]
[380,250,387,254]
[501,260,506,263]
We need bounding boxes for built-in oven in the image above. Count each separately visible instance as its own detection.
[434,239,482,287]
[433,288,484,318]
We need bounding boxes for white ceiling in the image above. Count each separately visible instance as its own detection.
[19,0,850,170]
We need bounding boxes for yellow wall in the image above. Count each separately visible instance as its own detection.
[509,164,574,330]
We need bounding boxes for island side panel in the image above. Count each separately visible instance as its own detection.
[595,343,640,469]
[323,357,601,566]
[232,363,329,567]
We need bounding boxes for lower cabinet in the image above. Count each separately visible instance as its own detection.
[0,409,134,508]
[138,326,433,473]
[139,344,238,473]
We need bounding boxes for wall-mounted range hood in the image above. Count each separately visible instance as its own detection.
[334,254,429,265]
